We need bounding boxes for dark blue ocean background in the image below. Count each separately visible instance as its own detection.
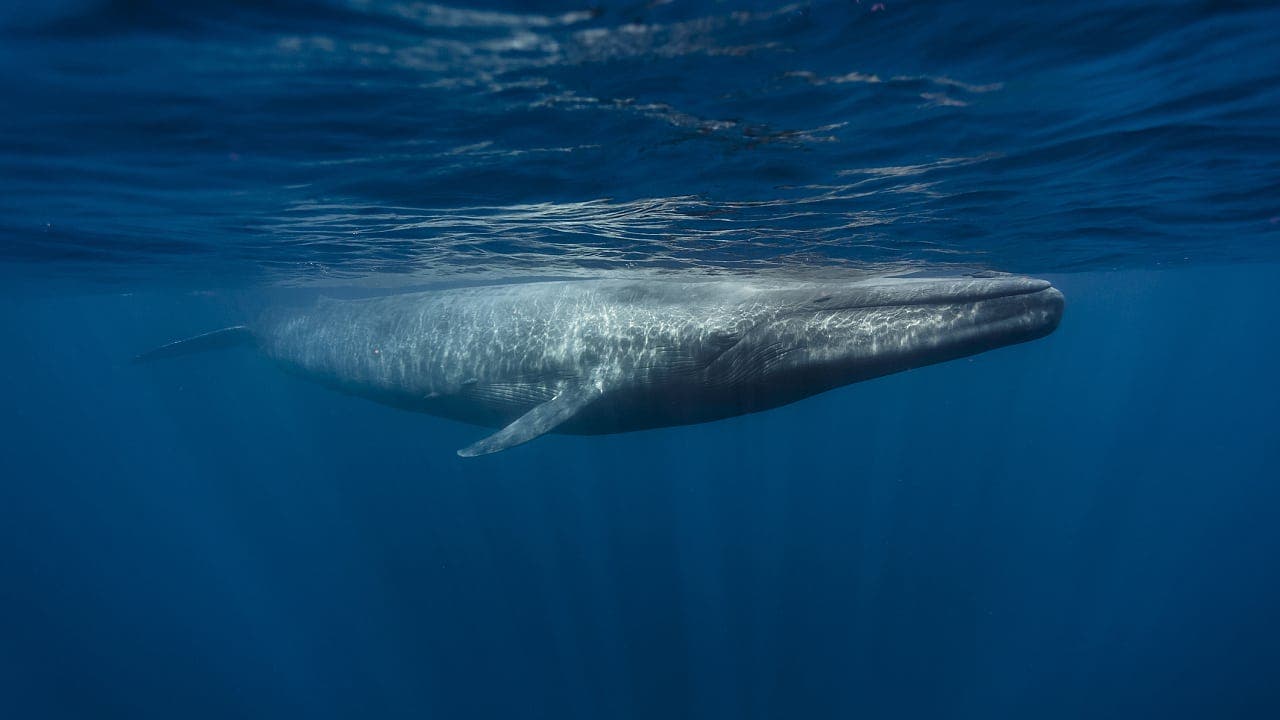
[2,1,1279,717]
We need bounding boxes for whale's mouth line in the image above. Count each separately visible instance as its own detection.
[878,283,1054,308]
[967,283,1055,302]
[794,282,1058,316]
[943,285,1063,312]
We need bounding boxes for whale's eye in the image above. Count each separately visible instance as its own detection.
[812,295,832,304]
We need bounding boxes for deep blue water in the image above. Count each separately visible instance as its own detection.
[2,1,1279,718]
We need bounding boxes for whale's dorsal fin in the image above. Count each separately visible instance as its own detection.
[457,381,603,457]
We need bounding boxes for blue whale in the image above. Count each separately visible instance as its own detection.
[137,275,1064,456]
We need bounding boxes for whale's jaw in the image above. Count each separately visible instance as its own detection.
[708,277,1065,405]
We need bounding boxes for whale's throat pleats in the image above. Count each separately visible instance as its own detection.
[459,381,559,413]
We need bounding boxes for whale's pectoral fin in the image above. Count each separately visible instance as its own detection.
[457,382,602,458]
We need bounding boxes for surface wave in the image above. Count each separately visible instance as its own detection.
[1,0,1277,288]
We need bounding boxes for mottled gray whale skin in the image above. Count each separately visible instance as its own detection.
[137,276,1064,456]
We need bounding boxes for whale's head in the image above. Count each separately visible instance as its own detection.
[710,275,1063,404]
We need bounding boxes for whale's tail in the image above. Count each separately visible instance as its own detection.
[133,326,256,363]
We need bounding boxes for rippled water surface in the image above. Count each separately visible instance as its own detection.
[3,0,1277,285]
